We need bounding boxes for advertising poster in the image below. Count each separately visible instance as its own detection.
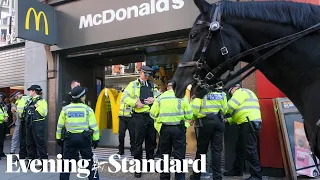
[294,121,319,177]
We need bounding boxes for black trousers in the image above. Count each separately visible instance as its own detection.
[0,123,4,157]
[60,132,99,180]
[118,116,135,153]
[133,113,156,161]
[26,120,48,159]
[193,116,225,180]
[19,121,27,159]
[233,122,262,178]
[160,125,186,180]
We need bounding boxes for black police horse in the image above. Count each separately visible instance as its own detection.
[173,0,320,161]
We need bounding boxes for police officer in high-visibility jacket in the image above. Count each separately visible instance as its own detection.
[9,91,30,157]
[150,80,193,180]
[56,86,100,180]
[123,65,160,178]
[189,88,227,180]
[0,93,8,160]
[223,84,262,180]
[25,85,48,161]
[117,90,135,156]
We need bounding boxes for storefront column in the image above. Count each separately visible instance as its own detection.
[24,41,51,153]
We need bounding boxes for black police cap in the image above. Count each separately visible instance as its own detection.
[71,86,88,99]
[27,85,42,92]
[167,79,174,86]
[140,65,153,74]
[0,92,6,99]
[10,90,21,99]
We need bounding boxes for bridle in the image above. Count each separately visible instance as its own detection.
[177,1,320,172]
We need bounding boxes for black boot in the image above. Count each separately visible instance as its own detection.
[223,169,243,176]
[117,151,124,155]
[134,172,142,178]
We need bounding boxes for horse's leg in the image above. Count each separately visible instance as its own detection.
[301,82,320,159]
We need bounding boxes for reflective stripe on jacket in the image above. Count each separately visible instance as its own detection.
[56,103,100,141]
[191,92,228,119]
[0,105,8,123]
[150,90,193,133]
[226,88,261,125]
[123,79,160,113]
[118,93,132,117]
[16,95,30,118]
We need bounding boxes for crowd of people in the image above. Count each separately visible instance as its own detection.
[0,65,263,180]
[117,65,263,180]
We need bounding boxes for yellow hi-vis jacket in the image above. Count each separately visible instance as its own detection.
[191,92,228,119]
[150,90,193,134]
[118,93,132,117]
[0,104,8,124]
[227,88,262,125]
[56,103,100,141]
[123,79,160,113]
[31,95,48,121]
[16,95,30,118]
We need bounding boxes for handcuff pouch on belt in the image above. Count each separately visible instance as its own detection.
[195,110,224,128]
[246,116,261,134]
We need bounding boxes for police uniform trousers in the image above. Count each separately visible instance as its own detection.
[232,121,262,179]
[60,131,99,180]
[0,122,5,158]
[192,114,225,180]
[19,121,27,159]
[160,124,186,180]
[133,113,156,161]
[194,126,212,173]
[118,116,135,153]
[26,120,48,159]
[60,128,80,180]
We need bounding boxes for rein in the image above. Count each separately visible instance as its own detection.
[178,1,320,172]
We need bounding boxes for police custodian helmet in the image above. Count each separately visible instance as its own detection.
[71,86,88,99]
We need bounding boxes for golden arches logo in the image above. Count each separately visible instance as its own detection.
[25,8,49,35]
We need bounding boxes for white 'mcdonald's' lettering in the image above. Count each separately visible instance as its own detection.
[79,0,185,29]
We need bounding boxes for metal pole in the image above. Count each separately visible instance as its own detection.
[0,0,4,19]
[7,0,12,44]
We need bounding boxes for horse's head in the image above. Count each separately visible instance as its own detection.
[173,0,249,98]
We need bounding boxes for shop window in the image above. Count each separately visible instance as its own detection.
[0,29,7,42]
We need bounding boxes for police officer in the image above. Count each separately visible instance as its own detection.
[9,91,30,156]
[123,65,160,178]
[117,89,135,156]
[150,80,193,180]
[61,81,81,163]
[223,84,262,180]
[0,93,8,159]
[25,85,48,161]
[189,88,227,180]
[56,86,100,180]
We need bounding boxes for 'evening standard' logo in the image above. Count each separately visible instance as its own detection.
[6,154,206,178]
[79,0,185,29]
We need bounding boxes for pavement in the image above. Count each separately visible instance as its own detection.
[0,137,288,180]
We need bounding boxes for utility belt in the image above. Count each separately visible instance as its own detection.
[65,130,93,140]
[194,111,223,128]
[242,117,262,134]
[162,120,185,126]
[133,111,150,115]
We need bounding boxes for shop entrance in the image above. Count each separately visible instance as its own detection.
[60,39,198,154]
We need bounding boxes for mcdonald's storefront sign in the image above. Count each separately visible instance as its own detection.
[16,0,56,45]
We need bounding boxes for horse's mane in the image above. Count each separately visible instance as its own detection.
[220,1,320,30]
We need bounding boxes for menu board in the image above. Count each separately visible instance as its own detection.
[273,98,319,179]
